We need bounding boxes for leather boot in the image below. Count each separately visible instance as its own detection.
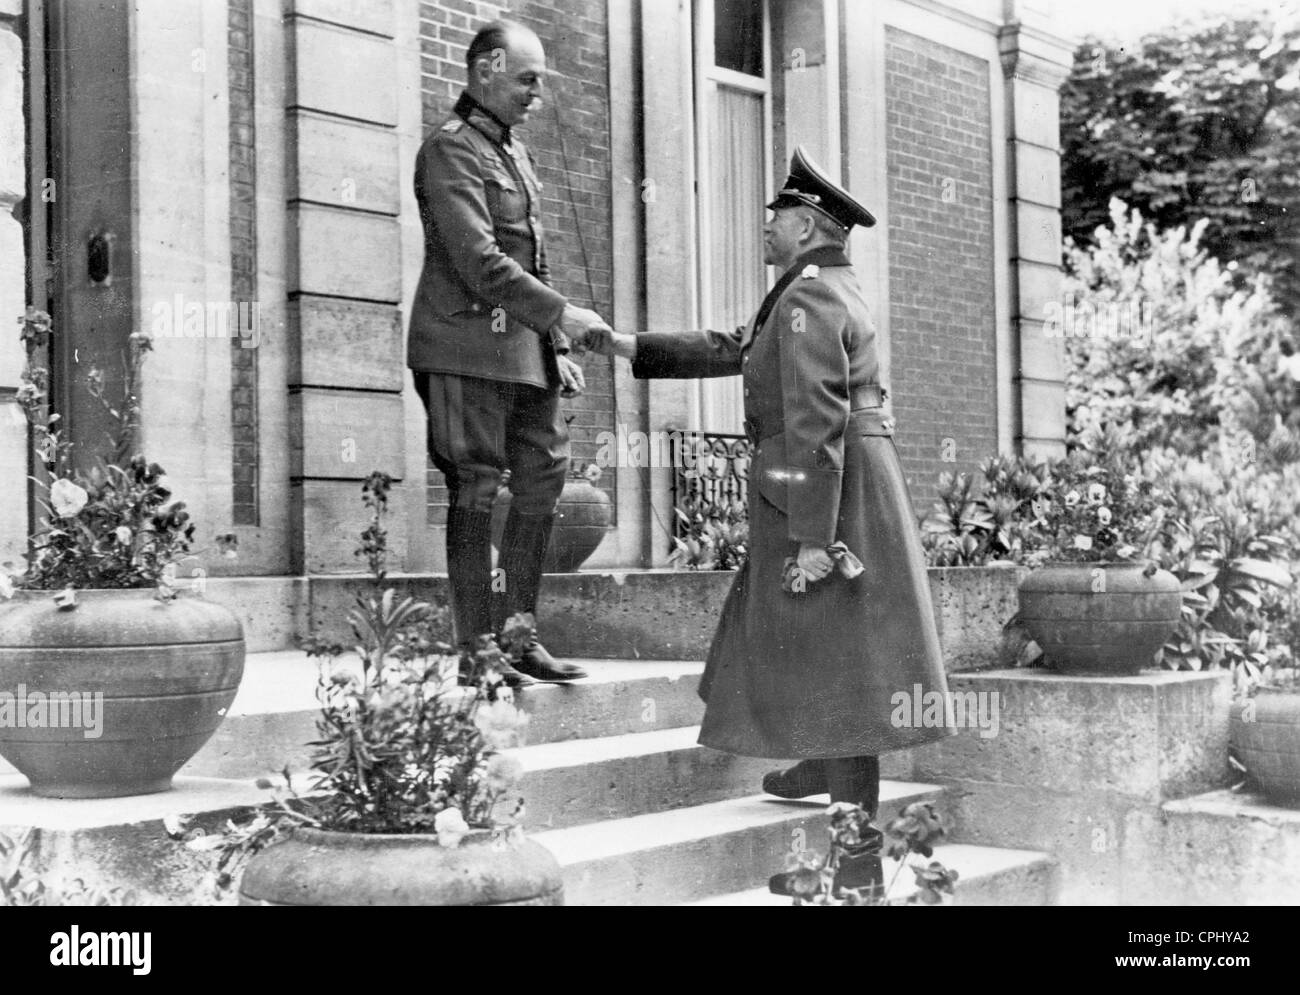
[446,507,502,649]
[762,759,828,800]
[826,755,883,901]
[494,507,586,682]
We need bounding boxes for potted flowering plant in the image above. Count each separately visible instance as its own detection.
[771,802,960,906]
[1014,433,1182,675]
[0,309,243,797]
[170,473,563,906]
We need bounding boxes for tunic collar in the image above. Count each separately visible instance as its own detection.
[454,91,514,148]
[747,245,852,346]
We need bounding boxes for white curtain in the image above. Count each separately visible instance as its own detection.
[701,84,765,434]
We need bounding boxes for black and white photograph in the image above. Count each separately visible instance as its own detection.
[0,0,1295,939]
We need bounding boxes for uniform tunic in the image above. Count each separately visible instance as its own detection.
[633,247,955,758]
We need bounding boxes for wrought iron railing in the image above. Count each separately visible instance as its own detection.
[670,430,752,563]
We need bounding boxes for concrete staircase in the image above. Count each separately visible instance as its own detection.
[1,651,1058,906]
[6,568,1291,905]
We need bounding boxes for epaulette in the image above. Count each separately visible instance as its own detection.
[440,118,463,134]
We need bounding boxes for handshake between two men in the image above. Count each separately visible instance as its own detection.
[558,303,636,362]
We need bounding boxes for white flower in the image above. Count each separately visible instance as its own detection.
[1280,353,1300,382]
[1096,507,1112,525]
[115,526,133,546]
[435,807,470,848]
[1073,535,1093,551]
[49,478,88,518]
[0,574,13,600]
[484,754,524,794]
[1064,490,1081,508]
[801,264,821,279]
[1086,484,1107,506]
[474,697,530,751]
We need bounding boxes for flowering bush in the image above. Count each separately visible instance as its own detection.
[1020,432,1169,565]
[920,456,1047,566]
[669,497,749,571]
[9,308,234,595]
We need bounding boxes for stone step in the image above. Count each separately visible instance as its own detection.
[531,782,950,906]
[1120,788,1300,905]
[515,726,774,831]
[181,651,707,780]
[685,842,1059,906]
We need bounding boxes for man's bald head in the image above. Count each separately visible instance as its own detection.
[465,20,547,128]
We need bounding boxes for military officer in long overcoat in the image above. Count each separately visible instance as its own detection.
[409,20,612,684]
[594,149,956,892]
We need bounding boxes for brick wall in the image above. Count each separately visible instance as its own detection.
[418,0,615,523]
[884,27,998,514]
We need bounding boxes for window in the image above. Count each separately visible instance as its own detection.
[695,0,770,434]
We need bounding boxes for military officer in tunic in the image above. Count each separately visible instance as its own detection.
[592,148,956,894]
[409,20,610,685]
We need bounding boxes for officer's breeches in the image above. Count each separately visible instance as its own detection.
[414,372,569,646]
[414,372,568,512]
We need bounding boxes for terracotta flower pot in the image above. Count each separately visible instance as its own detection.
[1231,688,1300,806]
[492,478,614,573]
[0,589,244,798]
[1016,561,1182,675]
[238,826,564,906]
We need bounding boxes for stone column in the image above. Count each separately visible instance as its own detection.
[0,1,28,565]
[998,2,1074,460]
[285,0,406,572]
[639,0,698,566]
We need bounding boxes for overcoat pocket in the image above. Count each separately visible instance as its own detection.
[753,432,790,516]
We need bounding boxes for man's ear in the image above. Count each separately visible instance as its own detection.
[469,56,492,90]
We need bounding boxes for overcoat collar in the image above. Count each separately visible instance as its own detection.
[454,91,514,149]
[742,245,851,349]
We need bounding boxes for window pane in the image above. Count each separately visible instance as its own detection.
[714,0,763,77]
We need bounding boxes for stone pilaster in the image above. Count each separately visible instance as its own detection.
[0,1,28,566]
[998,2,1074,460]
[285,0,406,572]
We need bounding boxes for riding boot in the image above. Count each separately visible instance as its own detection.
[447,506,534,688]
[493,507,586,681]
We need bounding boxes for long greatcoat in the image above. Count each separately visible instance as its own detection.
[632,246,955,759]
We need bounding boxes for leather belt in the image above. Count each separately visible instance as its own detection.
[748,385,893,442]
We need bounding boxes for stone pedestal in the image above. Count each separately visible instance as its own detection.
[898,668,1233,903]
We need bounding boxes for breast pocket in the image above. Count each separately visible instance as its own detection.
[484,170,528,224]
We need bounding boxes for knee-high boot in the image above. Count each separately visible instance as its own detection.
[446,506,495,651]
[826,755,884,900]
[493,507,586,682]
[447,506,535,688]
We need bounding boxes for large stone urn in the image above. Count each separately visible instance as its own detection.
[238,827,564,906]
[1017,561,1182,675]
[1231,686,1300,806]
[0,589,245,797]
[492,478,613,573]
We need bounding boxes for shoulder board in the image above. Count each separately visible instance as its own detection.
[440,119,463,134]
